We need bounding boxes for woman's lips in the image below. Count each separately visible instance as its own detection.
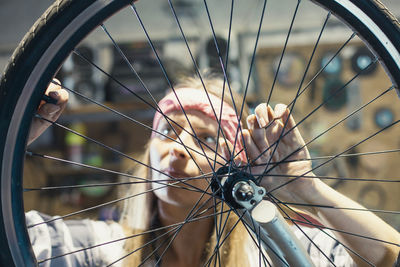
[161,168,191,179]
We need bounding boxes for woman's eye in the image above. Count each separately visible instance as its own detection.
[203,135,216,145]
[161,128,171,135]
[159,126,176,139]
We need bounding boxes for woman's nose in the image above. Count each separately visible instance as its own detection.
[168,131,195,164]
[169,144,189,160]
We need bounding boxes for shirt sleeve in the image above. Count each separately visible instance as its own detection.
[293,225,356,267]
[87,220,126,266]
[25,211,125,267]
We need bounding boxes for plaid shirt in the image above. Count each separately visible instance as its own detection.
[27,210,357,266]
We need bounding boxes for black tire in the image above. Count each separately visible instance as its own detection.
[0,0,399,266]
[0,1,133,265]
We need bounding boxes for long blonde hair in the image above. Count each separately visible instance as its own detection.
[119,75,253,266]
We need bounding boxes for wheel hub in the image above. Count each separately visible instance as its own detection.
[211,166,266,210]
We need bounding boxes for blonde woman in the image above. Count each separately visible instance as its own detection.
[27,77,400,266]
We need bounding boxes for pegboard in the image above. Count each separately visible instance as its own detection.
[255,42,400,228]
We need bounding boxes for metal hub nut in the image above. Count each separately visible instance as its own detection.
[234,181,255,201]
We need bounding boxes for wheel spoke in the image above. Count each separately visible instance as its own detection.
[250,147,400,166]
[286,216,399,247]
[26,151,214,188]
[151,182,216,266]
[166,0,234,165]
[35,115,213,193]
[231,0,268,164]
[203,211,244,267]
[268,196,337,266]
[260,11,332,176]
[50,80,227,165]
[212,0,236,172]
[100,24,159,106]
[292,33,356,102]
[68,52,229,164]
[212,197,223,266]
[236,209,287,266]
[266,0,301,107]
[28,180,212,229]
[205,206,236,266]
[251,83,392,174]
[131,3,220,175]
[39,207,227,265]
[201,0,255,167]
[273,201,400,215]
[255,173,400,183]
[102,22,222,176]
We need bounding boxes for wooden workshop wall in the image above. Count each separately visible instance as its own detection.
[254,42,400,228]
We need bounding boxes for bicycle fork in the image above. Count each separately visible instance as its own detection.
[212,167,315,266]
[238,200,314,266]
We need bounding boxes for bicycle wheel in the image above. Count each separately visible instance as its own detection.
[1,0,399,266]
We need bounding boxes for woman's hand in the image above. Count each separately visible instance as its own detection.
[242,103,318,205]
[27,79,69,145]
[231,103,400,266]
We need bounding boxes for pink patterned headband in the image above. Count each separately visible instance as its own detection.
[152,88,245,161]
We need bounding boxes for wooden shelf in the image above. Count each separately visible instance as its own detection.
[59,101,157,123]
[42,159,122,177]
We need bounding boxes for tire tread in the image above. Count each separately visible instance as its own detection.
[1,0,73,84]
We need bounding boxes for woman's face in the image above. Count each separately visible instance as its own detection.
[149,109,225,207]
